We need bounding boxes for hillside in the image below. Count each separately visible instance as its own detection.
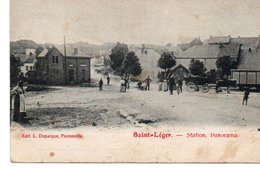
[10,40,40,54]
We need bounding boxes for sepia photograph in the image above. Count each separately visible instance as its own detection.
[9,0,260,162]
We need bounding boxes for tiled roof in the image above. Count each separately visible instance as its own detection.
[57,46,92,58]
[177,43,190,51]
[37,48,51,57]
[164,45,183,56]
[24,54,36,63]
[177,38,202,51]
[230,37,260,49]
[133,44,168,55]
[190,38,203,46]
[176,44,220,58]
[37,46,91,58]
[207,36,231,44]
[176,43,240,59]
[218,43,240,58]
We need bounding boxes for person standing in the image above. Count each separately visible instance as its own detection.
[107,75,110,85]
[144,76,152,91]
[177,78,183,93]
[99,78,103,91]
[120,77,125,92]
[242,88,250,105]
[11,81,27,123]
[168,76,176,95]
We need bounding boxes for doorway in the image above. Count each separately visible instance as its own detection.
[68,70,74,82]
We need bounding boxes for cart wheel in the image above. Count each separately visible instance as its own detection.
[227,87,230,94]
[186,82,197,92]
[201,85,210,93]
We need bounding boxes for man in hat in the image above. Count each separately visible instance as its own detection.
[144,76,152,91]
[168,76,176,95]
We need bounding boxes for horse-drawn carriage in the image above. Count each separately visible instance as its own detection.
[184,75,236,93]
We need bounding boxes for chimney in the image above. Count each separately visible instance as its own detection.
[74,48,78,55]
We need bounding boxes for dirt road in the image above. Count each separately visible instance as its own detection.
[17,82,260,129]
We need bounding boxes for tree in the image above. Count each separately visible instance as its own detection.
[157,52,176,71]
[122,51,142,77]
[216,55,237,79]
[206,69,218,83]
[104,57,111,67]
[10,54,21,86]
[189,59,207,76]
[109,42,128,74]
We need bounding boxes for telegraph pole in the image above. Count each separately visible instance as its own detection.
[64,36,68,83]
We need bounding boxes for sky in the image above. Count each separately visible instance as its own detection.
[10,0,260,45]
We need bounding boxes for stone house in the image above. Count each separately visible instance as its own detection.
[134,44,167,80]
[37,46,91,85]
[175,43,240,71]
[14,49,37,75]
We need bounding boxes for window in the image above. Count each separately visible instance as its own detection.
[26,66,29,71]
[30,66,33,71]
[80,64,88,67]
[56,56,59,63]
[52,56,59,63]
[145,50,147,54]
[249,48,252,52]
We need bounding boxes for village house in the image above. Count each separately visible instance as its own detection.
[173,35,260,74]
[203,35,260,70]
[15,48,37,75]
[134,44,167,80]
[230,36,260,69]
[93,47,113,74]
[177,38,203,51]
[175,43,240,72]
[164,43,183,56]
[37,46,91,85]
[22,53,37,73]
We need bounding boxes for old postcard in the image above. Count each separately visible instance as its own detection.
[10,0,260,162]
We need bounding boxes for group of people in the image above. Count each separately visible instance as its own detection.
[136,75,183,95]
[136,76,152,91]
[120,76,131,92]
[160,76,183,95]
[10,73,253,125]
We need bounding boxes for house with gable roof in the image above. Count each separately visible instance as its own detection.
[230,36,260,70]
[175,42,241,71]
[177,37,203,51]
[15,49,37,75]
[173,35,260,77]
[134,44,168,80]
[37,46,91,85]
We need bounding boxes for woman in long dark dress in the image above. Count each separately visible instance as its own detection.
[11,81,27,123]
